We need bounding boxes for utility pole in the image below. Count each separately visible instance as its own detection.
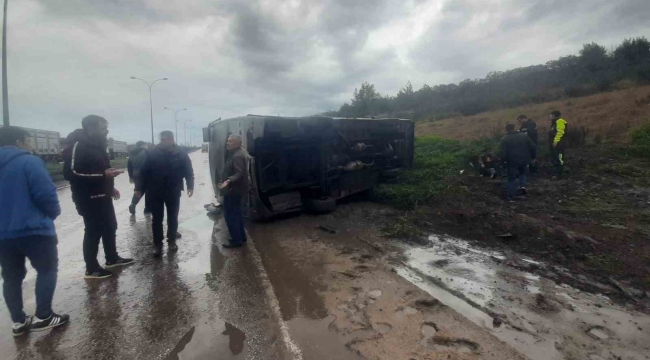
[183,119,192,146]
[164,107,186,141]
[130,77,168,143]
[2,0,10,126]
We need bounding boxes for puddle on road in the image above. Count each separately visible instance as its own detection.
[249,223,365,360]
[398,235,650,360]
[166,321,246,360]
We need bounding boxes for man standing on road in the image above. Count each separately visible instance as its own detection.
[219,134,249,249]
[500,124,536,202]
[548,110,568,180]
[0,127,69,336]
[137,131,194,257]
[128,141,150,215]
[63,115,134,279]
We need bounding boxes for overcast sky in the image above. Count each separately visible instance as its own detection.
[2,0,649,143]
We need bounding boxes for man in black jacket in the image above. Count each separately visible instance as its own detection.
[517,115,539,173]
[63,115,134,279]
[127,141,150,215]
[136,131,194,257]
[500,124,536,202]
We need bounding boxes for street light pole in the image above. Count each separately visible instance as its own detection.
[183,119,192,146]
[2,0,10,126]
[130,76,168,143]
[164,107,186,141]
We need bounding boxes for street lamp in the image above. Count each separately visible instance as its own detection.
[2,0,10,126]
[183,118,192,147]
[130,76,168,143]
[164,107,186,141]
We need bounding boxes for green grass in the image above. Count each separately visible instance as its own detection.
[375,136,498,209]
[629,119,650,158]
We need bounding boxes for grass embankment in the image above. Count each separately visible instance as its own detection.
[47,158,129,183]
[416,85,650,143]
[377,121,650,300]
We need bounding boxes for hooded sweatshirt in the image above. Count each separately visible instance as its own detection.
[62,129,113,204]
[0,146,60,240]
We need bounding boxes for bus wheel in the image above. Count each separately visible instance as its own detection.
[303,197,337,213]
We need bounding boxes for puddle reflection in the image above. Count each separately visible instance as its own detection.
[166,322,247,360]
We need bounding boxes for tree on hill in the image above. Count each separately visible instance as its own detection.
[332,37,650,121]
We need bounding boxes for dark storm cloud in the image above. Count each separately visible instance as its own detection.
[409,0,650,80]
[5,0,650,142]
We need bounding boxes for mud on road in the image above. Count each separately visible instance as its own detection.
[250,201,650,360]
[3,150,650,360]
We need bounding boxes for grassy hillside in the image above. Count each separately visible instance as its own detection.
[416,85,650,143]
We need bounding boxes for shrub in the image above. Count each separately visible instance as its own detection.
[375,136,498,209]
[630,120,650,157]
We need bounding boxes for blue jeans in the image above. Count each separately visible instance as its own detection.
[223,195,247,245]
[507,164,527,199]
[0,235,58,323]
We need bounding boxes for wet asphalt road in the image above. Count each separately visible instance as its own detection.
[0,152,287,360]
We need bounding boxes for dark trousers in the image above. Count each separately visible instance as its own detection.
[551,147,565,176]
[77,200,118,271]
[223,195,247,245]
[506,164,527,199]
[0,235,58,323]
[130,190,151,212]
[150,192,181,246]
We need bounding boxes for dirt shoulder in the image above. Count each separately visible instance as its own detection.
[385,144,650,306]
[249,205,527,360]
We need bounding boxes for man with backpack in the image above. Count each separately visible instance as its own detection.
[0,126,69,336]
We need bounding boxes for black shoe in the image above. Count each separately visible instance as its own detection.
[223,242,244,249]
[30,313,69,332]
[168,242,179,252]
[520,187,528,196]
[105,257,135,268]
[153,245,163,257]
[12,316,33,337]
[85,268,113,279]
[129,204,136,215]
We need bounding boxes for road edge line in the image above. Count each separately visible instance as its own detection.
[246,230,304,360]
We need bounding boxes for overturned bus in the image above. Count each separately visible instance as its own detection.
[203,115,414,220]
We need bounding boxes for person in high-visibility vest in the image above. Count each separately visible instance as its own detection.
[548,110,568,180]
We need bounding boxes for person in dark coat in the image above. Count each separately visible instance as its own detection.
[127,141,150,215]
[517,115,539,173]
[500,124,536,202]
[0,126,69,336]
[62,115,134,279]
[137,131,194,257]
[517,115,538,145]
[219,134,249,249]
[477,151,501,179]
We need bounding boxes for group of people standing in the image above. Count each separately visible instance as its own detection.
[498,110,568,202]
[0,114,197,336]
